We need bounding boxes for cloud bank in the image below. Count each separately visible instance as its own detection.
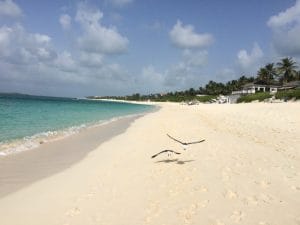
[0,1,133,97]
[267,0,300,56]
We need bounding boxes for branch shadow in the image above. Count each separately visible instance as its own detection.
[154,159,195,165]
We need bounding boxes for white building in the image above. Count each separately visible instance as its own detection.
[232,82,280,95]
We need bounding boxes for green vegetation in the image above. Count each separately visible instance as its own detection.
[275,89,300,100]
[87,57,300,103]
[277,57,298,83]
[237,92,272,103]
[196,95,217,102]
[91,76,255,102]
[257,63,276,84]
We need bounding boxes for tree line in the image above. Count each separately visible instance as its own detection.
[89,57,299,102]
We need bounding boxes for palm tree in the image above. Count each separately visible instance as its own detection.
[257,63,276,84]
[237,75,254,87]
[277,57,298,83]
[265,63,277,82]
[257,68,268,83]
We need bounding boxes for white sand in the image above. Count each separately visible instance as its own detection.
[0,102,299,225]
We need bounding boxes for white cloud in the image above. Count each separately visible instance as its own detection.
[59,14,71,30]
[0,26,12,52]
[182,49,208,67]
[163,59,210,90]
[79,52,103,68]
[0,0,22,18]
[169,20,214,49]
[267,0,300,28]
[164,21,212,89]
[267,1,300,56]
[0,1,134,97]
[0,22,132,96]
[53,51,76,72]
[0,24,55,64]
[237,43,263,70]
[75,2,128,54]
[216,68,236,81]
[34,33,51,44]
[108,0,134,8]
[137,66,164,93]
[164,63,189,87]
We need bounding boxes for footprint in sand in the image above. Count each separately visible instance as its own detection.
[259,193,274,204]
[177,203,203,224]
[146,200,161,216]
[178,209,193,224]
[85,191,96,199]
[144,201,162,224]
[193,185,208,193]
[214,220,226,225]
[257,167,266,175]
[230,210,245,223]
[224,190,238,199]
[258,222,270,225]
[184,176,193,182]
[221,167,233,182]
[144,216,152,224]
[255,180,271,189]
[221,173,230,182]
[168,189,178,196]
[243,196,258,206]
[199,199,209,208]
[291,185,300,191]
[65,207,81,217]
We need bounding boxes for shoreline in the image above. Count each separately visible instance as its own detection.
[0,114,146,198]
[0,95,156,157]
[0,102,299,225]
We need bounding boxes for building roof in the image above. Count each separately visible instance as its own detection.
[282,80,300,87]
[242,82,280,89]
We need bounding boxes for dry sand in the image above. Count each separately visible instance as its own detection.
[0,102,299,225]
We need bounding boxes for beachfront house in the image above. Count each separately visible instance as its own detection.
[232,81,280,95]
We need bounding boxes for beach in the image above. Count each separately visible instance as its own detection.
[0,102,299,225]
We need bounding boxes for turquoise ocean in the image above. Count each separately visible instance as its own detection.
[0,94,153,156]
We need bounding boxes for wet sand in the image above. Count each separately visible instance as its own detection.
[0,115,141,198]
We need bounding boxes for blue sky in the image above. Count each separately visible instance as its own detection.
[0,0,299,97]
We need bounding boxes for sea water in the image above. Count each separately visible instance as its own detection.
[0,94,154,156]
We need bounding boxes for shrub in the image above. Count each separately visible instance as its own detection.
[275,89,300,100]
[237,92,272,103]
[196,95,217,102]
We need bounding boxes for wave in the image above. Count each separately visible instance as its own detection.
[0,113,143,157]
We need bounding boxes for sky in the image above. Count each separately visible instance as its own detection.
[0,0,300,97]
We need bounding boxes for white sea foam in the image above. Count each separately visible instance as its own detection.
[0,113,144,157]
